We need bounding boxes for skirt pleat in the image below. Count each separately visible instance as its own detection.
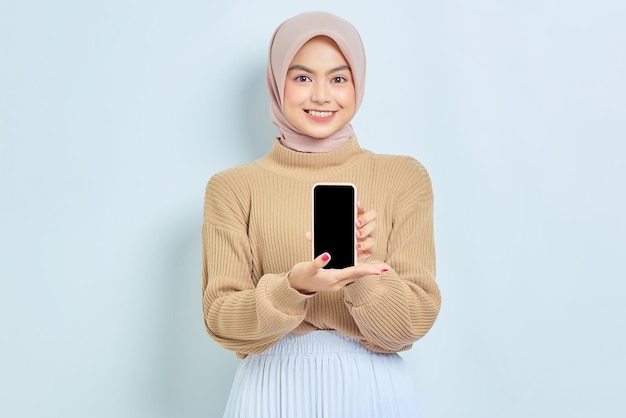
[222,331,420,418]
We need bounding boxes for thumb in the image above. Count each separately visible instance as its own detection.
[311,252,331,270]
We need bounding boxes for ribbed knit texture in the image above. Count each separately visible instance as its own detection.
[202,137,441,358]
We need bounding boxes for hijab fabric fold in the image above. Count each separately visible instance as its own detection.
[266,11,366,153]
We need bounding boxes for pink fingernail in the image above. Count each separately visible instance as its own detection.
[322,253,330,262]
[356,244,362,249]
[357,219,363,226]
[382,269,389,272]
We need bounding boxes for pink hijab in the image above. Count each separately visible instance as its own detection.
[266,11,366,153]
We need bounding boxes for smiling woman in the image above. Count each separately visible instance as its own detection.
[202,10,440,418]
[283,36,356,139]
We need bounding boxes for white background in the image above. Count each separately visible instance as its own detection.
[1,0,625,417]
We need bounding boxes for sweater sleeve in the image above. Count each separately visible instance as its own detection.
[201,172,313,357]
[342,157,441,353]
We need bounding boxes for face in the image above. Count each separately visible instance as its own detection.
[283,36,356,139]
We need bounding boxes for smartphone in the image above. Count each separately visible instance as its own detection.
[312,183,357,269]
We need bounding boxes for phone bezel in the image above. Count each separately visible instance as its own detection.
[311,182,357,269]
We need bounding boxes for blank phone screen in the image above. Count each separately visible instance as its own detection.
[313,184,355,269]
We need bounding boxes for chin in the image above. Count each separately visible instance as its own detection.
[308,132,335,139]
[301,126,342,139]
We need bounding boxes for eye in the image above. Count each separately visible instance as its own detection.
[331,76,347,84]
[294,75,312,82]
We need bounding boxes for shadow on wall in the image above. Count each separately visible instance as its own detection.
[153,60,278,417]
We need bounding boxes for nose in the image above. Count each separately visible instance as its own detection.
[311,82,331,104]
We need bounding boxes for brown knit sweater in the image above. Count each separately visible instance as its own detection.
[202,138,441,358]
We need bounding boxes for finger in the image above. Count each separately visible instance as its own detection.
[356,210,377,229]
[357,221,377,240]
[356,238,376,260]
[356,237,374,250]
[353,263,390,276]
[299,252,331,277]
[311,252,331,271]
[335,263,389,280]
[357,200,365,215]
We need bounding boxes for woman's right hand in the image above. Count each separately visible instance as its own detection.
[287,253,390,294]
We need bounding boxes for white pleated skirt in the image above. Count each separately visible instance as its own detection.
[223,331,421,418]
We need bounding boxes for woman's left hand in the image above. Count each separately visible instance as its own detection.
[356,201,377,262]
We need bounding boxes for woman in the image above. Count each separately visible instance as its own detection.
[202,11,441,417]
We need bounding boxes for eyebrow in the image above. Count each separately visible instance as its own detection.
[287,64,351,75]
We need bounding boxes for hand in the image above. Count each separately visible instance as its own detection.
[356,201,377,262]
[288,252,390,294]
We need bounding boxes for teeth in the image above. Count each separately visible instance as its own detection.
[308,110,334,117]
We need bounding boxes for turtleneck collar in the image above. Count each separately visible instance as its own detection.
[255,136,368,181]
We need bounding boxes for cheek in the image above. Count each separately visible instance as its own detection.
[283,84,306,126]
[283,83,306,109]
[337,87,356,110]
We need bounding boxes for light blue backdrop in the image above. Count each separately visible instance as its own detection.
[1,0,625,417]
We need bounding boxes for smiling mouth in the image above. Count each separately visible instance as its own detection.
[305,110,336,118]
